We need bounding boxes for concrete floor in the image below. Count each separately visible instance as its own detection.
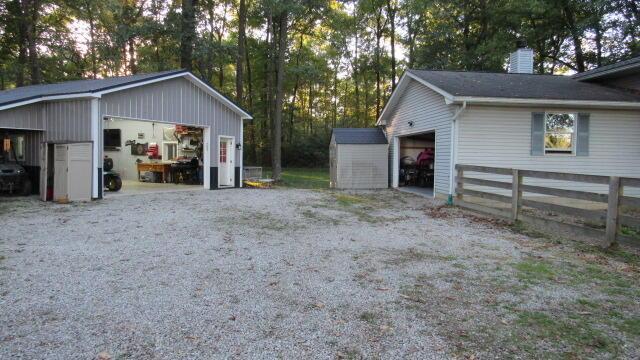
[104,180,203,197]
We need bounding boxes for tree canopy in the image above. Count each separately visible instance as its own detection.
[1,0,638,168]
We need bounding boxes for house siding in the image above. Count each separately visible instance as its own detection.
[457,105,640,195]
[384,79,454,196]
[100,76,242,168]
[336,144,388,189]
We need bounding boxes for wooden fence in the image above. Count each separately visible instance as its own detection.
[455,164,640,247]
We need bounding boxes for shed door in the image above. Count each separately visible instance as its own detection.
[53,144,68,202]
[67,143,93,201]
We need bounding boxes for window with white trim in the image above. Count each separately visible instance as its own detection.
[163,141,178,160]
[544,113,575,154]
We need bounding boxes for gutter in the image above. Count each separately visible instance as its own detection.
[448,101,467,205]
[446,96,640,109]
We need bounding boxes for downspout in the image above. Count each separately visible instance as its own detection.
[447,101,467,205]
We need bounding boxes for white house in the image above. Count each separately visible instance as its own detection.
[377,50,640,200]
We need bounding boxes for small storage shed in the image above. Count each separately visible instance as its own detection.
[330,128,388,189]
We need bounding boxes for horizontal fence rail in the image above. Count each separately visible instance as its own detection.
[455,164,640,248]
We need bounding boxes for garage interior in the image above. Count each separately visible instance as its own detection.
[398,131,435,197]
[103,117,205,196]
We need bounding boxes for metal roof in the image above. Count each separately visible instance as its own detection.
[572,56,640,80]
[0,70,253,119]
[332,128,388,145]
[407,69,640,102]
[0,70,185,107]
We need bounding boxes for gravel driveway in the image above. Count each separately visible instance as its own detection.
[1,188,639,359]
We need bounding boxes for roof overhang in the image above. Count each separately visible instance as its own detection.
[376,71,455,125]
[572,61,640,81]
[445,96,640,109]
[377,73,640,125]
[0,71,253,120]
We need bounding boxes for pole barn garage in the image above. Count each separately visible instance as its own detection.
[330,128,389,189]
[0,70,252,201]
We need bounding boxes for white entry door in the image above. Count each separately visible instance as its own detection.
[218,136,235,187]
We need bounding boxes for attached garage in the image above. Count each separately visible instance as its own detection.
[0,70,252,201]
[330,128,388,189]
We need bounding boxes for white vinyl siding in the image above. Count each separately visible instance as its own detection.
[457,105,640,195]
[384,79,454,196]
[335,144,388,189]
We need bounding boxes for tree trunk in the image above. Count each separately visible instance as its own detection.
[271,11,288,181]
[386,0,397,90]
[128,38,137,74]
[562,3,585,72]
[235,0,247,103]
[22,0,41,84]
[374,8,384,120]
[180,0,198,71]
[15,1,27,87]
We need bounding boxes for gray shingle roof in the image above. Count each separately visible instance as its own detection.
[0,69,186,107]
[332,128,388,144]
[408,69,640,102]
[572,56,640,80]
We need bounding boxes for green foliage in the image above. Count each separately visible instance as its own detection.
[0,0,637,164]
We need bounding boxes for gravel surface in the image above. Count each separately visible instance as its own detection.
[1,188,638,359]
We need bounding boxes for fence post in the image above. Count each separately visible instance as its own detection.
[605,176,621,247]
[456,166,464,202]
[511,169,522,222]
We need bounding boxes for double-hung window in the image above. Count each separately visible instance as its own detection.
[544,113,575,154]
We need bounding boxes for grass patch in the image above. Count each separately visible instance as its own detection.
[384,248,457,266]
[335,194,367,206]
[509,221,548,239]
[621,225,640,240]
[264,168,329,189]
[515,310,618,356]
[618,317,640,336]
[358,311,379,324]
[514,259,557,283]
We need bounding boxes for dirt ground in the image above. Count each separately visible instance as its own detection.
[1,188,639,359]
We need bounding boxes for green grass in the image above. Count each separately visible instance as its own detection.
[515,310,619,356]
[263,168,329,189]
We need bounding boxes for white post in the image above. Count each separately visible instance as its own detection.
[392,136,400,188]
[203,127,211,190]
[90,98,100,199]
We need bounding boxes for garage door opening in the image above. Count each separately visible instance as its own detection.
[103,117,206,197]
[398,131,435,197]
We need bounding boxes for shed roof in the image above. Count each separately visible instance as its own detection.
[0,70,252,119]
[407,69,640,102]
[332,128,388,144]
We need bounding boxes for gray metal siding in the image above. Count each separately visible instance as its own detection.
[336,144,388,189]
[384,79,454,196]
[100,76,242,167]
[23,131,44,166]
[44,100,92,142]
[0,103,45,130]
